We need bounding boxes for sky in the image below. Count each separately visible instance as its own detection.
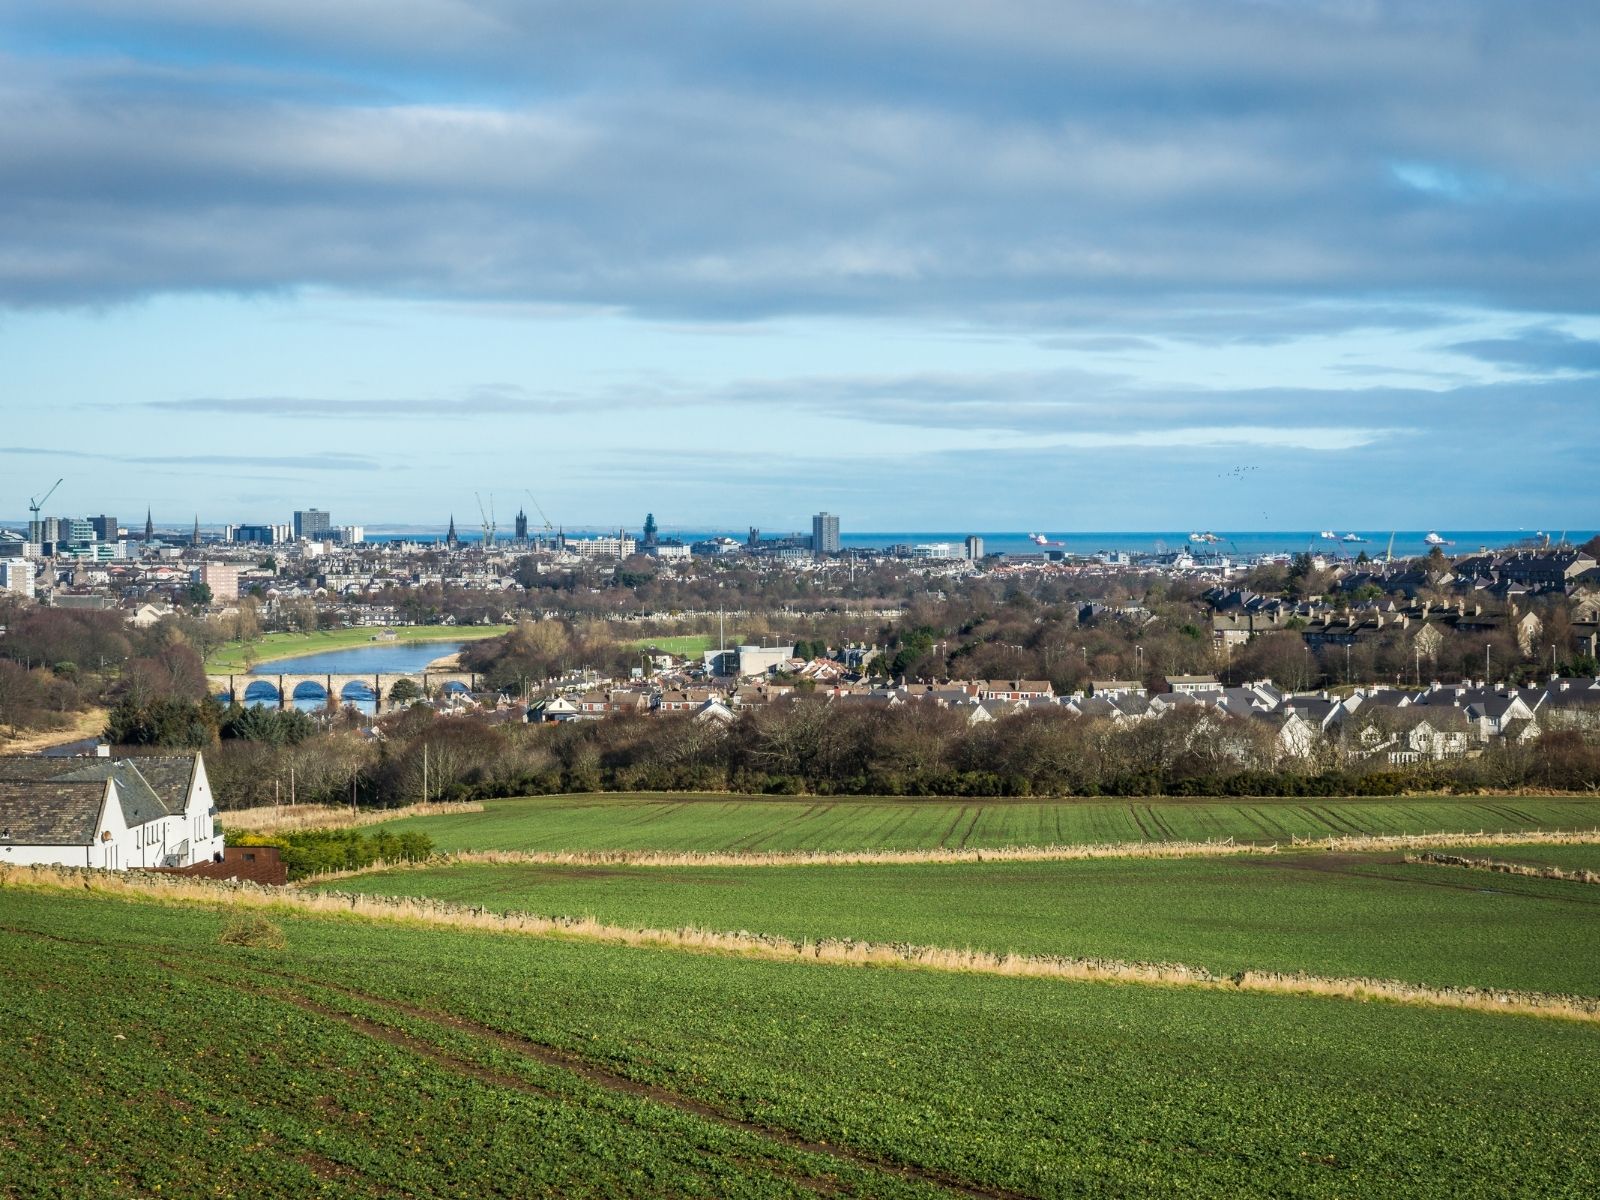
[2,1,1598,534]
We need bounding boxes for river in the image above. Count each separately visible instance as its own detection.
[235,640,471,713]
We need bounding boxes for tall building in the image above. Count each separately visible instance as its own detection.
[198,562,240,601]
[445,515,460,548]
[642,512,659,548]
[514,509,529,542]
[812,511,841,555]
[293,508,331,540]
[965,535,985,561]
[89,515,118,543]
[0,558,34,599]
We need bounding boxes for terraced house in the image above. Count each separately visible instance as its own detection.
[0,752,222,870]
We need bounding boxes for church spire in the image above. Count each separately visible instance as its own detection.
[191,514,200,547]
[143,507,154,542]
[445,514,459,548]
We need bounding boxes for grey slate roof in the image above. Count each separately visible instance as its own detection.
[0,781,106,846]
[0,753,201,844]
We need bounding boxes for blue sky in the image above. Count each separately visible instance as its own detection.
[2,1,1597,532]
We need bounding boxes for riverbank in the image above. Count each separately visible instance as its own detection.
[205,626,511,673]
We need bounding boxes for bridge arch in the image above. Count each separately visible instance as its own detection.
[292,680,329,702]
[242,680,281,706]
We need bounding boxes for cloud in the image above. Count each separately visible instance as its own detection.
[1446,327,1600,374]
[0,3,1596,321]
[145,387,562,418]
[0,444,379,471]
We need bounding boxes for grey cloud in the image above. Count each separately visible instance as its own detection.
[1446,327,1600,374]
[0,3,1597,321]
[147,389,562,418]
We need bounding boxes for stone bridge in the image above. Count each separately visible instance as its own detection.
[209,671,480,713]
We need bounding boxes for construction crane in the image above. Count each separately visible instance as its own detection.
[523,490,555,534]
[1384,532,1396,566]
[474,492,496,550]
[28,478,63,541]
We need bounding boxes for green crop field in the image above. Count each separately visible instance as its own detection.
[3,887,1597,1198]
[205,626,512,673]
[317,852,1600,995]
[364,791,1600,854]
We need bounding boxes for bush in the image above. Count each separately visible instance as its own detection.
[218,911,286,950]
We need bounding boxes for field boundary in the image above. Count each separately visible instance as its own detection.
[295,826,1600,882]
[1407,852,1600,885]
[223,800,484,835]
[6,863,1598,1025]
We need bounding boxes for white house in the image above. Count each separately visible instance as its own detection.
[0,752,223,870]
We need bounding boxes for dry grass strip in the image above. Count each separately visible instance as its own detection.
[1407,852,1600,885]
[1289,829,1600,853]
[4,863,1597,1025]
[221,800,483,835]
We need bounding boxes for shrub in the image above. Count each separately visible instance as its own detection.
[218,912,286,950]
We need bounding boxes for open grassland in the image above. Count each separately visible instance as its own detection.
[204,625,512,673]
[369,792,1600,854]
[3,889,1598,1198]
[627,633,717,656]
[316,852,1600,996]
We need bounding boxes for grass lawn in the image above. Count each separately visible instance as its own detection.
[318,851,1600,995]
[4,887,1597,1198]
[366,792,1600,854]
[205,625,513,672]
[627,633,717,656]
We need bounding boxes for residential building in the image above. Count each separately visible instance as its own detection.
[964,535,985,560]
[812,512,841,555]
[198,561,241,601]
[89,515,119,543]
[567,534,637,559]
[0,752,223,870]
[0,558,34,599]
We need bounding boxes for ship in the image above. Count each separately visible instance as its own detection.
[1319,530,1338,540]
[1188,531,1221,544]
[1341,533,1367,543]
[1423,531,1454,546]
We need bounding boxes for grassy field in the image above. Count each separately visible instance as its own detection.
[3,887,1597,1198]
[628,633,717,656]
[317,852,1600,995]
[367,792,1600,854]
[204,625,512,672]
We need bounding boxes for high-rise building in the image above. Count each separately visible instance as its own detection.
[199,562,240,601]
[89,515,119,543]
[642,513,659,548]
[965,535,985,561]
[514,509,529,542]
[0,558,34,599]
[293,508,331,540]
[811,511,840,555]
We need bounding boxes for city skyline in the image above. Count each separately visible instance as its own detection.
[3,4,1599,528]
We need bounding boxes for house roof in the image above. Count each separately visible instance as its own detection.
[0,780,107,846]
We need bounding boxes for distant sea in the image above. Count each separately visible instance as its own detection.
[364,529,1597,560]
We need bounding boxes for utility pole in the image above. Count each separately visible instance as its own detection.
[289,765,295,807]
[422,743,429,806]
